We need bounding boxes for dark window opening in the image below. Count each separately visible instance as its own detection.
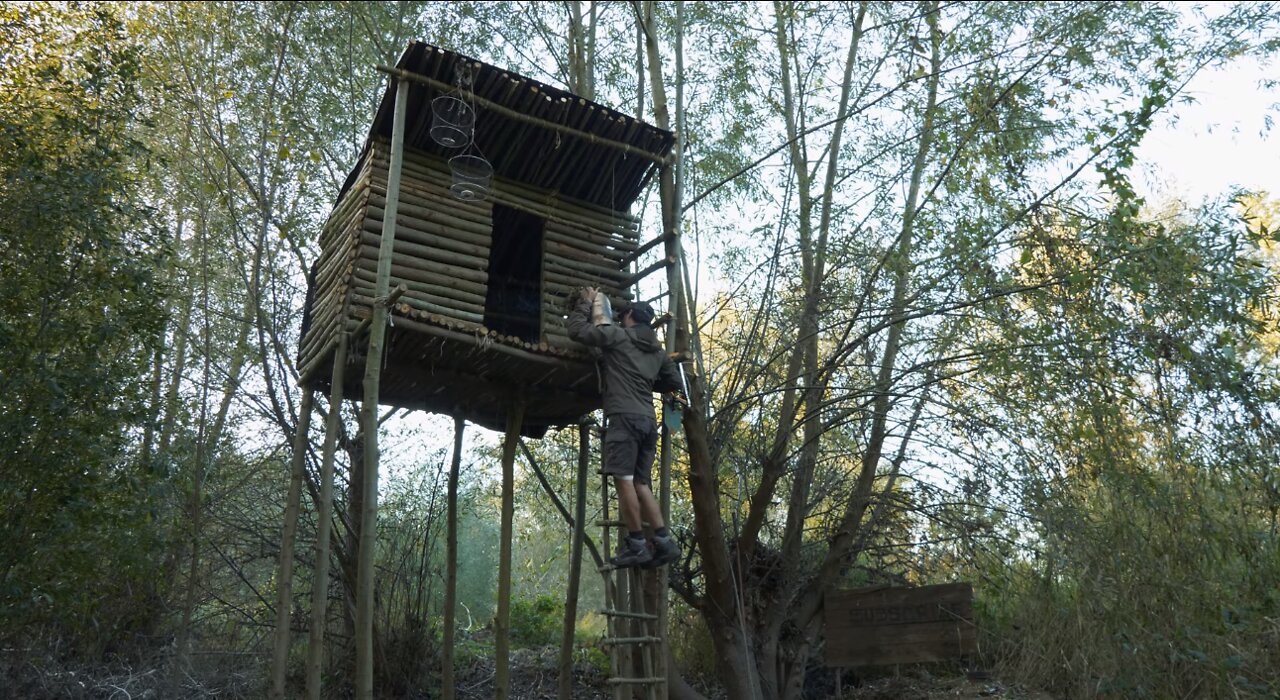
[485,204,544,343]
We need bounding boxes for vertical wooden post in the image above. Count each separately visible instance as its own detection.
[558,420,591,699]
[658,6,687,697]
[442,414,466,700]
[601,436,624,700]
[355,75,408,700]
[306,334,349,700]
[495,402,525,700]
[660,4,691,696]
[270,387,315,698]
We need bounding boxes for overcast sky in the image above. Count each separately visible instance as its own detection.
[1137,54,1279,203]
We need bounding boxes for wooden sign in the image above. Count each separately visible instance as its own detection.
[824,583,976,667]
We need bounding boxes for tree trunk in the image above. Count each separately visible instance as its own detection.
[442,414,464,700]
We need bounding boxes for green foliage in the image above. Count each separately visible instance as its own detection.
[0,2,169,652]
[667,598,718,683]
[942,191,1280,696]
[509,594,563,648]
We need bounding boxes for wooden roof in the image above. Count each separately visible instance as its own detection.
[340,42,675,210]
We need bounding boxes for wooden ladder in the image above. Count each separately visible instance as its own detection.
[596,470,665,700]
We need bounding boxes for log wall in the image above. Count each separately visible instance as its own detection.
[298,136,642,380]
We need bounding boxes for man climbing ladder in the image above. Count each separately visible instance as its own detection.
[569,287,683,568]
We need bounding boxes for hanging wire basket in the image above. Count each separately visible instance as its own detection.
[430,95,475,148]
[449,152,493,201]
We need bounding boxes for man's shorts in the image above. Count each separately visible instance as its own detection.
[603,414,659,486]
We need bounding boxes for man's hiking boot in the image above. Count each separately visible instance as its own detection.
[611,536,652,568]
[650,535,680,567]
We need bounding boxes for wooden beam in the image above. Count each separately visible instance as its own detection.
[559,422,592,700]
[271,388,315,699]
[622,255,676,289]
[621,233,671,267]
[356,76,409,700]
[307,334,349,700]
[442,414,465,700]
[376,65,672,167]
[349,284,409,338]
[495,402,526,700]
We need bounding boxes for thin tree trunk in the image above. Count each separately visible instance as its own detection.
[557,422,590,700]
[495,402,525,700]
[442,414,464,700]
[791,0,944,644]
[271,388,315,698]
[639,2,756,696]
[355,76,409,700]
[307,335,349,700]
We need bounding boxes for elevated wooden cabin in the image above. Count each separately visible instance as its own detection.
[298,43,675,435]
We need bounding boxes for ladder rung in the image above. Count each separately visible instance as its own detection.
[602,636,663,645]
[607,677,667,685]
[599,608,658,620]
[595,520,652,528]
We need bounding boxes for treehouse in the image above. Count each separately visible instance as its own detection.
[297,42,675,435]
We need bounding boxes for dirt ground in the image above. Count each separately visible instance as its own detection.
[837,672,1057,700]
[452,646,1057,700]
[2,645,1058,699]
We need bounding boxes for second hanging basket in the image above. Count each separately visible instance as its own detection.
[449,153,493,201]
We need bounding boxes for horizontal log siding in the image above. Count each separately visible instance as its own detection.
[304,139,640,371]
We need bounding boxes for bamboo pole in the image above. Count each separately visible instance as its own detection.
[353,242,488,283]
[374,142,642,231]
[356,233,489,300]
[657,8,689,694]
[348,285,409,338]
[544,250,628,281]
[366,181,493,236]
[306,333,349,700]
[546,238,620,266]
[442,414,465,700]
[270,387,315,699]
[298,313,338,371]
[363,200,492,252]
[298,326,338,386]
[366,165,491,221]
[559,421,592,699]
[543,277,631,300]
[544,226,633,262]
[372,160,640,248]
[545,264,626,289]
[621,233,672,267]
[355,76,408,700]
[622,256,676,289]
[383,314,582,367]
[350,263,483,309]
[351,247,488,286]
[318,187,370,250]
[350,281,485,324]
[350,248,488,297]
[495,401,526,700]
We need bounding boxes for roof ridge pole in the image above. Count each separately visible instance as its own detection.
[356,75,408,700]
